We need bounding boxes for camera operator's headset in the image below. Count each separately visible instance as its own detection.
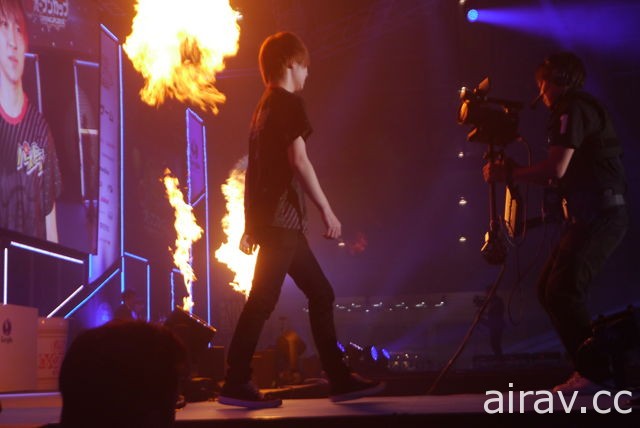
[541,52,586,89]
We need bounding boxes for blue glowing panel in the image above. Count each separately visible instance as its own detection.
[186,109,206,205]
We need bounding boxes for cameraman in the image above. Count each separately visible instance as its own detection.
[483,52,628,393]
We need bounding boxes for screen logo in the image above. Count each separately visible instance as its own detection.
[32,0,70,32]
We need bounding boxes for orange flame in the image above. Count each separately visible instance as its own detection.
[123,0,241,114]
[163,169,204,312]
[214,157,257,299]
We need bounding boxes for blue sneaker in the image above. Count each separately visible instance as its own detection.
[329,373,386,402]
[218,381,282,409]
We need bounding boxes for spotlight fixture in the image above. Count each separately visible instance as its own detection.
[369,345,379,362]
[381,348,391,360]
[365,345,391,372]
[346,341,365,365]
[467,8,479,22]
[378,348,391,370]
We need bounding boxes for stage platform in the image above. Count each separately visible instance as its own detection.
[1,384,638,427]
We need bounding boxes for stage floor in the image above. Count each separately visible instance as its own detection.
[1,389,639,428]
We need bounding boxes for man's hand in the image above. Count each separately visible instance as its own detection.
[288,137,342,240]
[239,233,257,255]
[321,209,341,240]
[483,159,512,183]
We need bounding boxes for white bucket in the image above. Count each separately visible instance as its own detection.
[36,317,69,391]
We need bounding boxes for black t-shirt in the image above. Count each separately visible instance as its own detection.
[547,90,626,197]
[245,87,313,236]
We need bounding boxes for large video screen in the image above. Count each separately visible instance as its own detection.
[0,0,99,253]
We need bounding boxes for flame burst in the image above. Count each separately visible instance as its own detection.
[215,157,257,299]
[163,169,204,312]
[123,0,241,114]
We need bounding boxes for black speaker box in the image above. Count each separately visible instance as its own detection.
[197,346,225,381]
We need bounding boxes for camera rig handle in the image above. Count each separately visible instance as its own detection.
[481,144,507,265]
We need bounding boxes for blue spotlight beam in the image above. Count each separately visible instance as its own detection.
[10,242,85,264]
[467,2,640,52]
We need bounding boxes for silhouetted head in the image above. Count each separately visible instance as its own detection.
[534,52,586,108]
[59,321,187,428]
[535,52,586,90]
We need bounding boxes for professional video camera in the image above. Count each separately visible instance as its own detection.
[457,77,522,146]
[457,78,525,265]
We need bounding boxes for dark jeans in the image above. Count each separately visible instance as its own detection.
[537,205,629,381]
[225,227,350,385]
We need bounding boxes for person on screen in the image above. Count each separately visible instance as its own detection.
[0,0,61,242]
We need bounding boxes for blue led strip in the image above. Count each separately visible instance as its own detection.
[184,109,194,313]
[170,270,175,311]
[73,61,86,199]
[118,42,125,293]
[64,268,121,319]
[99,24,119,43]
[186,109,193,204]
[74,59,99,68]
[10,242,84,264]
[192,193,205,207]
[24,53,42,113]
[47,285,85,318]
[124,252,148,262]
[3,248,8,304]
[146,264,151,320]
[121,254,126,295]
[124,252,151,321]
[202,117,211,324]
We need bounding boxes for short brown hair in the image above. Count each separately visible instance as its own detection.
[259,32,309,85]
[535,52,586,89]
[0,0,28,46]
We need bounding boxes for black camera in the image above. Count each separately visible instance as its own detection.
[457,77,522,146]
